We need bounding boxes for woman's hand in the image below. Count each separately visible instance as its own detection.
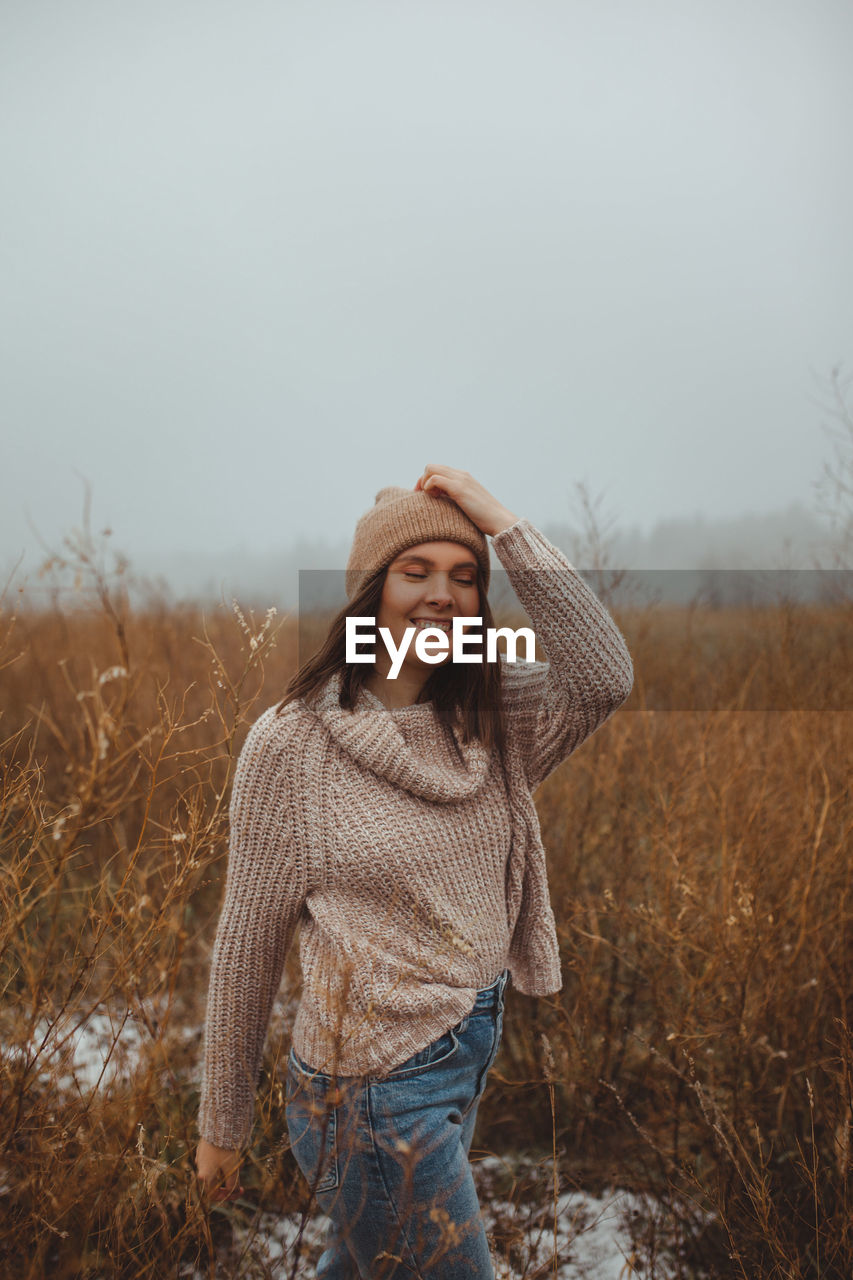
[196,1139,245,1203]
[414,465,520,537]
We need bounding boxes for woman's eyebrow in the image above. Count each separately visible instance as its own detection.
[393,554,478,570]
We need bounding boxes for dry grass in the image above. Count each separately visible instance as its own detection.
[1,539,852,1278]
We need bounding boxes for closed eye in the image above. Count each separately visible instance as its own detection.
[404,572,474,585]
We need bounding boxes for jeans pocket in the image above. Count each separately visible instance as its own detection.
[285,1058,341,1195]
[382,1025,462,1081]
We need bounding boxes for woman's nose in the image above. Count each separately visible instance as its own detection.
[425,580,453,607]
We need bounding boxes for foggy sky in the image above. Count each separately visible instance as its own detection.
[2,0,852,589]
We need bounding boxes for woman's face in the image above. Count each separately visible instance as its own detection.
[375,541,481,678]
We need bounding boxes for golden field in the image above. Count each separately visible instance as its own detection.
[1,556,851,1278]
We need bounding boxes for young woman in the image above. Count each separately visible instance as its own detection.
[196,465,634,1278]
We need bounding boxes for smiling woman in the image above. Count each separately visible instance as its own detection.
[276,478,512,729]
[195,465,635,1277]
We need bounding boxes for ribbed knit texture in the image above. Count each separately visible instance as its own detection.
[198,518,634,1149]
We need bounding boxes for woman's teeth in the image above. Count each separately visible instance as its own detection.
[412,619,451,632]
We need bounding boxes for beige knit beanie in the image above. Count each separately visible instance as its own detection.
[345,486,490,600]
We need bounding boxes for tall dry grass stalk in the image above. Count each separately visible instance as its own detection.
[1,517,851,1277]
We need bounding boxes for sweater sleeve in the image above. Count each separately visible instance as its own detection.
[197,706,309,1150]
[491,517,634,791]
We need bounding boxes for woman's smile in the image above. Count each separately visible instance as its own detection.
[410,617,453,631]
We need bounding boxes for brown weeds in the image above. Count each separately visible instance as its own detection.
[1,532,851,1278]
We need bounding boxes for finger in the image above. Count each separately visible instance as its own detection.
[424,464,468,489]
[420,464,444,486]
[420,465,465,500]
[422,471,451,495]
[208,1181,244,1203]
[198,1168,236,1196]
[423,464,467,483]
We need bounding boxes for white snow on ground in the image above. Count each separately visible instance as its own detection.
[477,1162,669,1279]
[3,992,290,1096]
[184,1157,694,1279]
[6,1009,148,1092]
[4,1002,200,1093]
[5,1004,700,1276]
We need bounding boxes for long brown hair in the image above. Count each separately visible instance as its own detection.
[276,560,507,760]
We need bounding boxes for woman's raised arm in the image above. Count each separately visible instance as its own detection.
[491,517,634,790]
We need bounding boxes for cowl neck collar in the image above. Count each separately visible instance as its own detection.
[308,670,492,803]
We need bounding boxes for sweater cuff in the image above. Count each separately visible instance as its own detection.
[490,516,577,572]
[490,515,527,545]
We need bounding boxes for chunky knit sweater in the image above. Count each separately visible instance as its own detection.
[198,518,634,1149]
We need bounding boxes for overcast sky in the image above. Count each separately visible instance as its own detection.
[2,0,852,586]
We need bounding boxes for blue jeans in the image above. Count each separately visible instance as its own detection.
[284,968,509,1279]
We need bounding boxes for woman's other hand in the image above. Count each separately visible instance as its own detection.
[414,465,520,538]
[196,1138,245,1203]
